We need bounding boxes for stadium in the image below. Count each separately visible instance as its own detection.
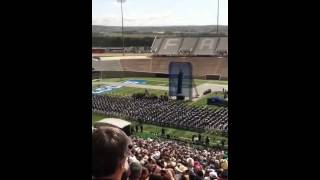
[92,0,229,179]
[92,37,228,80]
[92,35,228,179]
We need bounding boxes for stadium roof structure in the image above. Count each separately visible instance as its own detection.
[151,36,228,56]
[95,118,131,129]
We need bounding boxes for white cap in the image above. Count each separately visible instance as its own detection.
[209,171,218,178]
[187,158,194,167]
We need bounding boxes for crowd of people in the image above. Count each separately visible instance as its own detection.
[93,127,228,180]
[92,95,228,133]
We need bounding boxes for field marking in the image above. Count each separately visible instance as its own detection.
[93,81,168,90]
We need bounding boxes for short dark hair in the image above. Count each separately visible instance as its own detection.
[92,127,130,177]
[141,167,149,178]
[149,174,164,180]
[129,161,142,180]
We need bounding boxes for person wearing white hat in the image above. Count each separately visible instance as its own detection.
[170,161,176,168]
[187,158,194,167]
[174,163,188,174]
[128,156,139,164]
[209,171,218,180]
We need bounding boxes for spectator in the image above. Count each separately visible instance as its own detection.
[162,128,165,136]
[92,127,132,180]
[140,167,150,180]
[219,171,228,180]
[221,140,225,149]
[160,169,175,180]
[129,161,143,180]
[181,174,190,180]
[149,174,164,180]
[145,89,150,96]
[209,171,218,180]
[132,126,135,134]
[205,137,209,146]
[93,133,229,180]
[192,135,195,142]
[92,94,229,180]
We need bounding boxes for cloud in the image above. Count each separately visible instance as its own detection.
[92,17,117,26]
[92,11,178,26]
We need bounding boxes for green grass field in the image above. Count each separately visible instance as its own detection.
[93,84,225,108]
[93,77,227,99]
[102,87,167,97]
[92,113,108,122]
[185,91,225,109]
[96,77,228,86]
[92,113,227,146]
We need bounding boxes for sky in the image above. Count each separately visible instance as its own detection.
[92,0,228,26]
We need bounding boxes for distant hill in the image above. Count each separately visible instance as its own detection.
[92,25,228,47]
[92,25,228,36]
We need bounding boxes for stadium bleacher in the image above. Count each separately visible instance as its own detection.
[157,38,183,55]
[216,37,228,53]
[101,57,228,79]
[151,37,228,57]
[92,59,123,71]
[179,37,198,55]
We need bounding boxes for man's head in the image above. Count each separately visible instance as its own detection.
[92,126,131,178]
[140,167,149,180]
[186,158,194,167]
[129,161,142,180]
[209,171,218,180]
[220,170,228,180]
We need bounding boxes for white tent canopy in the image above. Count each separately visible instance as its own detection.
[94,118,131,129]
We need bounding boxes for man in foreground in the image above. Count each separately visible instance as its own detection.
[92,126,132,180]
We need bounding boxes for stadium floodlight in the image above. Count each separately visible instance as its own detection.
[99,57,102,87]
[217,0,220,34]
[117,0,126,56]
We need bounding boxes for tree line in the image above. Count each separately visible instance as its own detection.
[92,36,154,47]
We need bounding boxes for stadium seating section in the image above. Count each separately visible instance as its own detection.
[151,37,228,56]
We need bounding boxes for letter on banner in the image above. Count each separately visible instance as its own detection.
[199,38,215,50]
[163,38,180,50]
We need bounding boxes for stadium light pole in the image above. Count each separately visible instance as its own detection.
[217,0,220,35]
[99,57,102,87]
[117,0,126,56]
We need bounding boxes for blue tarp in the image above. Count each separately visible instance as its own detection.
[208,96,228,106]
[123,80,146,85]
[211,97,224,103]
[92,85,122,94]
